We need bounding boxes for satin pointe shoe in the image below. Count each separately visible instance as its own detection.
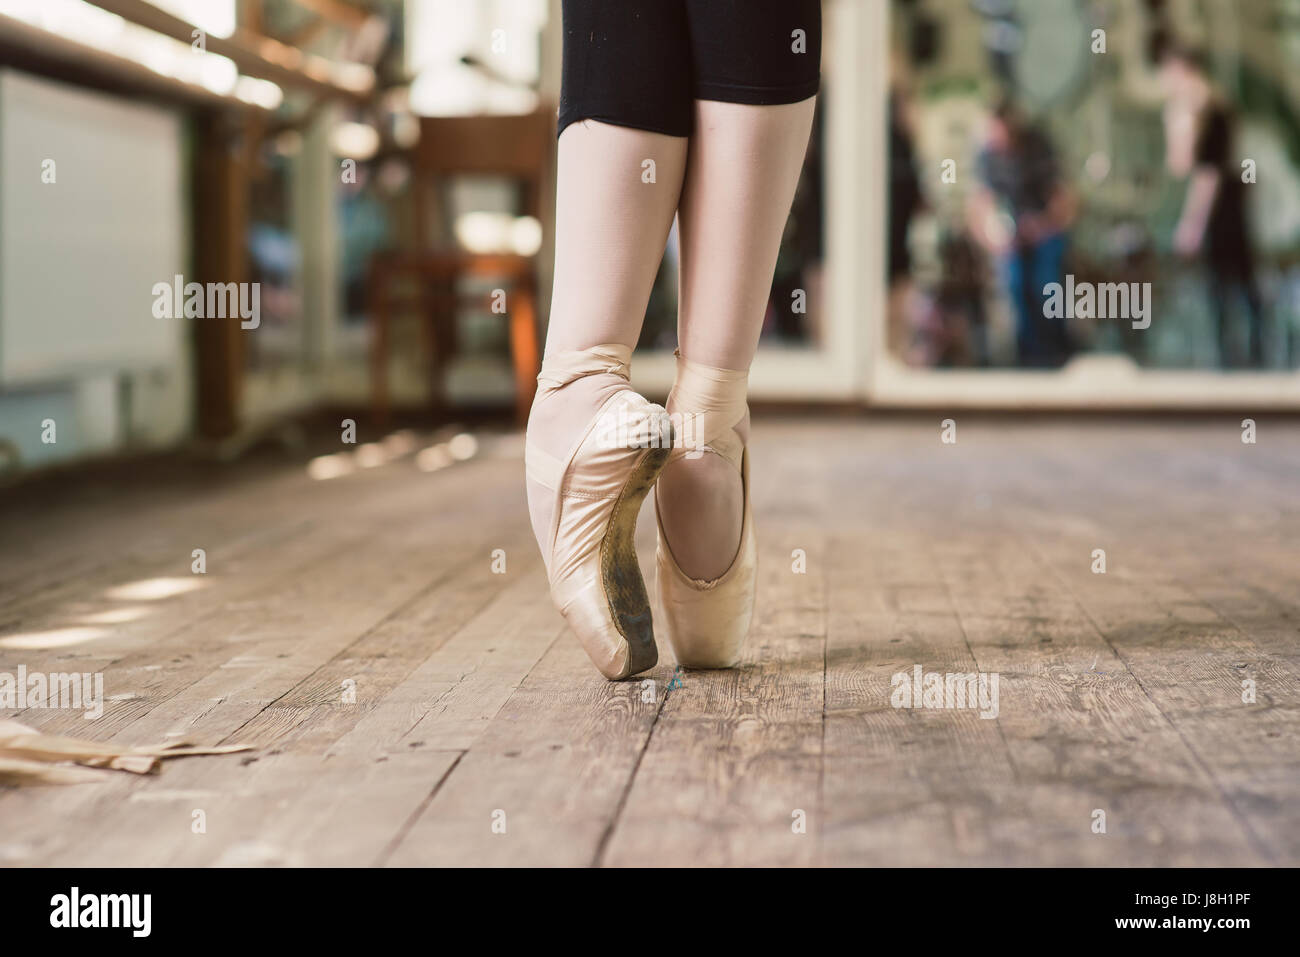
[654,352,756,669]
[526,344,674,680]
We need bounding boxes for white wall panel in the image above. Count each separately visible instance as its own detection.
[0,69,185,386]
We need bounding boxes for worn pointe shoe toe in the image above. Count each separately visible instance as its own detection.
[527,345,674,680]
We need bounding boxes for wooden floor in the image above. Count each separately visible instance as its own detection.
[1,415,1297,866]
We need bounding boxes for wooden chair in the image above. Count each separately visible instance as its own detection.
[370,109,551,426]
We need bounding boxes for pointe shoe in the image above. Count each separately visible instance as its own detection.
[526,344,674,680]
[654,353,756,669]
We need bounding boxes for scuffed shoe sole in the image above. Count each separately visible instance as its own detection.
[599,441,673,679]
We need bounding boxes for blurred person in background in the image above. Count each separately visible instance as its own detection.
[933,231,991,367]
[1155,33,1266,369]
[968,98,1077,368]
[886,69,925,361]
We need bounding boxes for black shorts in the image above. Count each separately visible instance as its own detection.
[558,0,822,139]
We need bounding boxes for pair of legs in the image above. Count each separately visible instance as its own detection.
[524,0,819,677]
[1208,270,1265,369]
[530,98,816,581]
[1003,232,1070,368]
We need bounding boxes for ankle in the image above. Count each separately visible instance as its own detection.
[527,373,629,453]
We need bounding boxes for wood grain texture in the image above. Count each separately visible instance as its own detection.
[1,417,1296,866]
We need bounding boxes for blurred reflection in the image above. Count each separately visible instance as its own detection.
[968,99,1077,367]
[888,0,1300,372]
[887,80,928,360]
[1155,33,1265,368]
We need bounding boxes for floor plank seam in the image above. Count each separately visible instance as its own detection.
[1021,532,1278,865]
[1199,587,1300,686]
[100,527,379,672]
[372,749,467,866]
[589,670,672,868]
[4,532,357,727]
[214,548,516,749]
[934,551,1023,786]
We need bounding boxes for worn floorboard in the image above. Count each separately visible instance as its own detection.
[1,417,1296,866]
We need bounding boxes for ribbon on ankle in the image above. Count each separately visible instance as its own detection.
[536,343,632,395]
[528,343,636,493]
[669,350,749,468]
